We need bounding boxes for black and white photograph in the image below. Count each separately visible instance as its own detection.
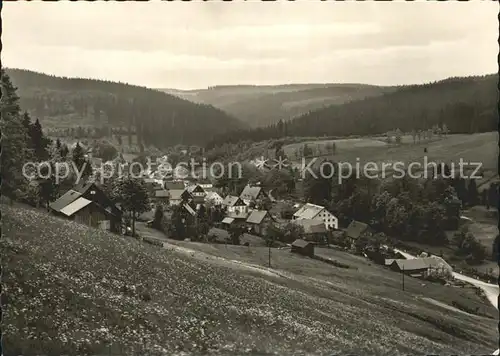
[1,1,499,355]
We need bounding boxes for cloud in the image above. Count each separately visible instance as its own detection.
[2,0,497,89]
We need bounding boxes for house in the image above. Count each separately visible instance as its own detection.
[239,185,265,205]
[245,210,273,236]
[292,219,328,242]
[291,239,315,257]
[388,257,452,277]
[205,191,223,206]
[154,189,170,203]
[389,259,431,277]
[182,203,197,218]
[198,180,213,190]
[49,181,121,233]
[186,184,206,204]
[222,195,248,215]
[345,220,373,244]
[169,189,192,206]
[292,203,338,230]
[207,227,231,244]
[221,217,235,226]
[164,181,185,191]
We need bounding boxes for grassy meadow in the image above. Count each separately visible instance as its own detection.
[2,204,498,355]
[284,132,498,187]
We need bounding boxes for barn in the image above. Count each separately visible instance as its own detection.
[291,239,315,257]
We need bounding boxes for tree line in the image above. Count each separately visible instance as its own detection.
[7,68,246,148]
[206,74,497,148]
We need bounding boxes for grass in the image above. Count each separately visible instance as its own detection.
[2,204,498,355]
[284,132,498,176]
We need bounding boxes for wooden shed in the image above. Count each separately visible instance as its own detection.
[291,239,315,257]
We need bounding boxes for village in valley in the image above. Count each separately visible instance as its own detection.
[43,138,498,287]
[2,2,499,355]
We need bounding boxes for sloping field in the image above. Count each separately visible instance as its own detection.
[285,133,498,179]
[2,205,498,355]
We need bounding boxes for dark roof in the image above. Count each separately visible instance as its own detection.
[240,185,263,201]
[164,181,185,190]
[49,189,82,212]
[226,211,249,219]
[155,190,170,198]
[390,259,429,271]
[292,239,313,248]
[186,185,205,193]
[246,210,268,224]
[345,220,371,239]
[169,189,187,200]
[182,203,197,216]
[293,219,327,234]
[222,195,246,207]
[73,181,96,194]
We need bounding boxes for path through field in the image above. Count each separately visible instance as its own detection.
[394,248,499,355]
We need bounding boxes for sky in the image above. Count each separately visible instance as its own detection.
[2,0,498,90]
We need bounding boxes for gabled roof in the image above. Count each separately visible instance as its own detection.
[169,189,188,200]
[205,191,222,200]
[59,197,93,217]
[345,220,371,239]
[186,184,205,194]
[240,185,263,201]
[73,181,96,195]
[183,203,196,216]
[222,217,235,225]
[292,239,313,248]
[49,189,82,212]
[246,210,268,225]
[293,219,327,234]
[226,211,249,219]
[222,195,246,207]
[164,181,185,190]
[155,190,170,198]
[293,203,325,220]
[390,259,429,271]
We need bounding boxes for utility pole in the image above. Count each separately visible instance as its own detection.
[402,266,405,291]
[268,242,271,268]
[268,237,273,268]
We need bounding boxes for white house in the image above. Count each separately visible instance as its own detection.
[239,185,265,205]
[198,180,213,190]
[205,191,223,205]
[186,184,206,198]
[222,195,248,215]
[292,203,338,230]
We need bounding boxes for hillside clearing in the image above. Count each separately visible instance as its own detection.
[284,132,498,178]
[3,205,497,355]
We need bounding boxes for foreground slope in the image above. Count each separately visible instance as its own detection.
[2,205,498,355]
[6,68,246,147]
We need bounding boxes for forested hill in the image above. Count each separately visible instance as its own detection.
[6,68,246,147]
[161,83,396,128]
[206,74,498,147]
